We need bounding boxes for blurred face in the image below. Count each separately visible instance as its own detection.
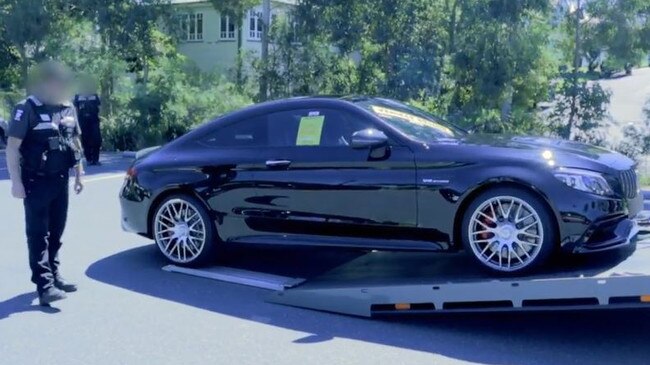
[36,76,71,105]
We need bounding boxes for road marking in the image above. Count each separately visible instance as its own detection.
[81,173,125,183]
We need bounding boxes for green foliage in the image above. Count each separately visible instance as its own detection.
[0,0,647,153]
[0,0,66,82]
[584,0,650,69]
[100,41,252,151]
[124,56,251,147]
[549,78,611,141]
[263,0,555,134]
[449,2,554,129]
[617,101,650,161]
[207,0,259,88]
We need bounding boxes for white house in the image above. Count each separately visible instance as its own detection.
[171,0,296,73]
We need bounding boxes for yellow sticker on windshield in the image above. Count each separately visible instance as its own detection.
[370,105,454,136]
[296,115,325,146]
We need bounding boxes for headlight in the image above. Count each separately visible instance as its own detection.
[554,168,613,196]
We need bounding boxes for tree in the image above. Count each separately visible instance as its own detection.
[0,0,67,84]
[549,79,610,141]
[71,0,171,114]
[269,0,556,134]
[441,0,554,129]
[614,100,650,160]
[583,0,650,74]
[208,0,259,89]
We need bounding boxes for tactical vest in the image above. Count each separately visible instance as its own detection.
[74,94,100,120]
[21,98,79,176]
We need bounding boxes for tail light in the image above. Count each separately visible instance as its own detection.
[126,166,137,178]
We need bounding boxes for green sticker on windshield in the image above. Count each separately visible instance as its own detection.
[296,115,325,146]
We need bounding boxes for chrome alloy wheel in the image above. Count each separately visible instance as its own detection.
[468,196,544,272]
[154,198,207,264]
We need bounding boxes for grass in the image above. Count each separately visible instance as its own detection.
[641,175,650,189]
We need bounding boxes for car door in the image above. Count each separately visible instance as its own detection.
[248,106,418,245]
[195,114,269,242]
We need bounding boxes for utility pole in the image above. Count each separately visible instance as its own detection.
[259,0,271,101]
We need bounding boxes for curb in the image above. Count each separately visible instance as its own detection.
[122,151,136,158]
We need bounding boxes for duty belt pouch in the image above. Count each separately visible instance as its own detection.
[48,136,60,151]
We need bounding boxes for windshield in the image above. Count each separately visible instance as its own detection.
[356,99,467,142]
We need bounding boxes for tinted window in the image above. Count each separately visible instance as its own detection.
[201,115,268,147]
[201,108,375,148]
[268,108,375,147]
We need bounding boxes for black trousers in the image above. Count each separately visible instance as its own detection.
[80,119,101,163]
[23,172,69,294]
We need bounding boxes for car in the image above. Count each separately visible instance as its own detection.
[119,96,643,274]
[0,117,7,146]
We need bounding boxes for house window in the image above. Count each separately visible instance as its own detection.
[180,13,203,41]
[248,9,263,40]
[220,15,236,40]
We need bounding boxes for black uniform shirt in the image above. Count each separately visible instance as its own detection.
[8,96,81,144]
[73,94,101,120]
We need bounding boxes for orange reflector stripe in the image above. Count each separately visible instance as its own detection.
[395,303,411,310]
[640,295,650,303]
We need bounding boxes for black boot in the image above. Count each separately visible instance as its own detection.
[54,276,78,293]
[39,287,67,306]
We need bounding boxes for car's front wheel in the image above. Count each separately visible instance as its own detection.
[152,194,217,266]
[461,187,556,274]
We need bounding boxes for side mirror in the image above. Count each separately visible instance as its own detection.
[350,128,389,149]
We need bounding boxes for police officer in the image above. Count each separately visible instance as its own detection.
[5,61,84,306]
[73,80,101,165]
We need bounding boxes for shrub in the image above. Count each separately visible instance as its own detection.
[102,58,252,151]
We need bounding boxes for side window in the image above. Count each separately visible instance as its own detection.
[201,115,268,148]
[201,108,379,148]
[267,110,302,147]
[265,108,376,147]
[320,109,374,147]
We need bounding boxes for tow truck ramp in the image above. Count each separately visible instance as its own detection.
[164,231,650,318]
[162,265,305,291]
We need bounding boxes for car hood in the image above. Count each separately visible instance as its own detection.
[452,134,635,172]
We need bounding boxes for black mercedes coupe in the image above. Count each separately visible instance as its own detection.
[120,97,643,274]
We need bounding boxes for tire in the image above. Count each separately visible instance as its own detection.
[460,187,556,275]
[151,194,218,266]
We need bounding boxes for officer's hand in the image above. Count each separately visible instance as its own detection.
[11,183,26,199]
[74,178,84,195]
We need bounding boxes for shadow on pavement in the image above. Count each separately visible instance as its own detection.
[0,292,61,320]
[87,244,650,365]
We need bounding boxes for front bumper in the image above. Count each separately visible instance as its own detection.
[557,188,643,253]
[571,216,639,253]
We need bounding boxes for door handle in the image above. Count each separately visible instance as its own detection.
[265,159,292,168]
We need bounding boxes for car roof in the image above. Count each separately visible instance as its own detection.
[212,96,379,122]
[243,95,366,110]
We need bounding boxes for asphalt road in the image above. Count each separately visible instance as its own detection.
[2,153,650,365]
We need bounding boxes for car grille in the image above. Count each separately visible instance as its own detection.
[619,169,638,199]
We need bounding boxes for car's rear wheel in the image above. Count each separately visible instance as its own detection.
[461,187,556,274]
[152,194,217,266]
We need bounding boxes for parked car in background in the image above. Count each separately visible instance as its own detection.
[120,96,643,275]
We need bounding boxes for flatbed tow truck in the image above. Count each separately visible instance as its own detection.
[161,193,650,318]
[162,232,650,318]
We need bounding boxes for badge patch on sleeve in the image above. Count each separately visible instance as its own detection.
[14,109,23,121]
